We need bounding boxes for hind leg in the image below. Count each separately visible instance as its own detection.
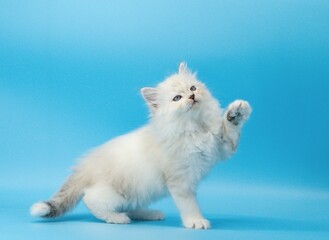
[83,186,131,224]
[128,209,165,221]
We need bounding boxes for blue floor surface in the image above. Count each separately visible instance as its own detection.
[2,183,328,240]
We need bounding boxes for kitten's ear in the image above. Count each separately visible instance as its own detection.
[141,87,158,111]
[178,62,189,74]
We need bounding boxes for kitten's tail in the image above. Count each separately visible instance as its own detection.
[30,172,88,218]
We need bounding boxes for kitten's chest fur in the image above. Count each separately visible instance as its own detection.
[155,118,221,185]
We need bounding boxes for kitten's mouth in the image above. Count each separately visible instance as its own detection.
[191,100,198,106]
[187,99,198,110]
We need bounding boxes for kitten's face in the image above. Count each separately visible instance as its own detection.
[141,63,213,118]
[157,74,207,114]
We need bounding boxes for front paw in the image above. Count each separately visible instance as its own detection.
[226,100,252,126]
[183,217,211,229]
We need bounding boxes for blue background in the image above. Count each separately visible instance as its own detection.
[1,1,328,239]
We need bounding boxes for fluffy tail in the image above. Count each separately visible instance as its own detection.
[30,173,87,218]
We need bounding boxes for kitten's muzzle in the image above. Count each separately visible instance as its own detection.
[188,94,198,107]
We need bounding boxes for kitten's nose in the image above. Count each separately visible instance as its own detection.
[189,94,195,100]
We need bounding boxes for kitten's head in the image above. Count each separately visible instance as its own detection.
[141,62,215,119]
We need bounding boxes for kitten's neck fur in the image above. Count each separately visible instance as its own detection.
[150,97,223,147]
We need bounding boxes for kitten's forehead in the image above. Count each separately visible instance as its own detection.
[160,73,198,92]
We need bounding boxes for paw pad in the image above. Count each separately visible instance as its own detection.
[226,100,251,125]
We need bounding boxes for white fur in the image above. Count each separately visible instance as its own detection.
[31,63,252,229]
[30,202,50,217]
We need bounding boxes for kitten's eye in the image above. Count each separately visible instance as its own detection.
[190,86,196,91]
[173,95,182,101]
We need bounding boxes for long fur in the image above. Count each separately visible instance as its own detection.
[30,62,251,229]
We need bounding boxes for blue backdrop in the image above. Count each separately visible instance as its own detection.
[1,1,328,239]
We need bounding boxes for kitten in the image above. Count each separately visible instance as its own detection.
[30,62,252,229]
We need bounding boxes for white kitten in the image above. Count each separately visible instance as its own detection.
[30,62,252,229]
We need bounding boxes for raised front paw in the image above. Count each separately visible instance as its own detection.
[183,217,211,229]
[226,100,252,126]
